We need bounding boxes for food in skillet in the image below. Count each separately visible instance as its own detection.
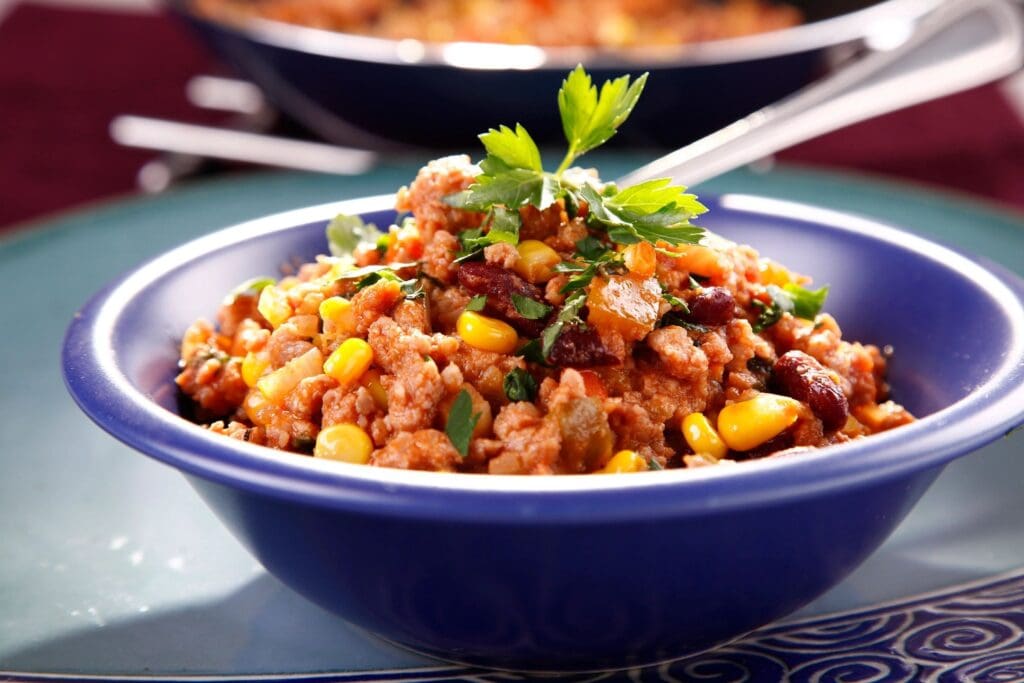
[193,0,801,48]
[176,67,914,474]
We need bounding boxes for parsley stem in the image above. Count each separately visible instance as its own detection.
[554,148,578,177]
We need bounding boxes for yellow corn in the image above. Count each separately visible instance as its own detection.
[513,240,561,283]
[257,285,292,328]
[314,423,373,464]
[717,393,801,451]
[361,368,389,410]
[758,259,793,286]
[456,311,518,354]
[623,242,657,278]
[319,296,356,336]
[241,351,269,388]
[323,338,374,385]
[682,412,728,461]
[257,347,324,404]
[601,450,649,473]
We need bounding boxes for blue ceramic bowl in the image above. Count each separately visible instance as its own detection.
[63,193,1024,672]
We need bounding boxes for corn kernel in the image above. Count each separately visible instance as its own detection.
[257,347,323,404]
[257,285,292,328]
[601,450,648,473]
[623,242,657,278]
[717,393,801,451]
[323,338,374,385]
[456,311,518,354]
[682,412,728,461]
[361,368,389,410]
[513,240,561,283]
[241,351,269,388]
[314,423,373,464]
[319,296,356,336]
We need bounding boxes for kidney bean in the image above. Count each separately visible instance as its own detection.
[458,262,547,335]
[686,287,735,326]
[548,326,619,367]
[771,350,849,431]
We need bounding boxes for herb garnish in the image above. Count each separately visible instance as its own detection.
[348,265,425,300]
[445,389,481,457]
[326,213,383,257]
[445,65,706,253]
[511,294,552,320]
[503,368,538,403]
[753,283,830,332]
[465,294,487,312]
[541,291,587,358]
[223,276,275,305]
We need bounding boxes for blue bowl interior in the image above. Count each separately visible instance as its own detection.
[115,198,1014,425]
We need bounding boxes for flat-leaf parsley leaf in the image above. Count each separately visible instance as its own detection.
[445,389,481,457]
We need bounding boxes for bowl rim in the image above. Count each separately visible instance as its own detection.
[63,192,1024,523]
[172,0,941,69]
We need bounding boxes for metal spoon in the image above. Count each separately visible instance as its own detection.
[620,0,1024,188]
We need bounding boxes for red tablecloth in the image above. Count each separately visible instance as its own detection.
[1,2,1023,230]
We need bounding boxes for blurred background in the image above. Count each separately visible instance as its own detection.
[2,0,1024,233]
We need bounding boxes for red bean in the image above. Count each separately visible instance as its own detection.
[458,262,547,335]
[771,350,849,431]
[548,326,619,367]
[687,287,735,326]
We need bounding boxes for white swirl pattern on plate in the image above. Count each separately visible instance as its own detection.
[6,571,1024,682]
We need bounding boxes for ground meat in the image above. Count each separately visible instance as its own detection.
[646,326,710,384]
[283,374,336,423]
[486,402,562,474]
[448,341,525,403]
[322,384,385,433]
[395,155,483,239]
[208,420,266,445]
[393,299,430,334]
[367,316,446,433]
[351,279,404,335]
[428,284,471,335]
[605,399,672,466]
[484,242,519,269]
[421,229,460,284]
[176,351,249,419]
[546,216,589,253]
[218,292,263,337]
[519,202,567,242]
[370,429,462,472]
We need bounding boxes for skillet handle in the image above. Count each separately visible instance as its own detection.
[619,0,1024,188]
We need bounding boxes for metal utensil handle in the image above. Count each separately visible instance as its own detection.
[619,0,1024,188]
[110,116,377,176]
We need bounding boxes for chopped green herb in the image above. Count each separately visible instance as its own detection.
[662,290,690,313]
[351,266,423,300]
[514,338,549,365]
[223,276,275,305]
[783,283,829,319]
[325,213,383,257]
[575,235,611,261]
[647,456,665,471]
[541,291,587,358]
[465,295,487,312]
[445,389,481,457]
[511,294,552,320]
[753,283,829,332]
[503,368,538,403]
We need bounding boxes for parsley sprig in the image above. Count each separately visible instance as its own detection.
[445,65,708,257]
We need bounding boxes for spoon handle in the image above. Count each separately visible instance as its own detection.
[619,0,1024,188]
